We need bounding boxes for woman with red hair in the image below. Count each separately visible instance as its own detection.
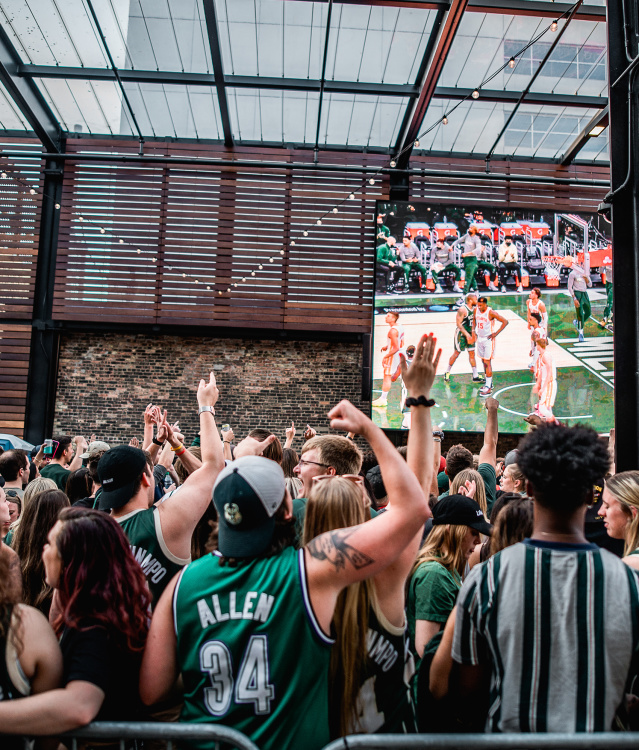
[0,507,150,735]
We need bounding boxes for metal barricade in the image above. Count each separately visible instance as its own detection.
[61,721,259,750]
[323,733,639,750]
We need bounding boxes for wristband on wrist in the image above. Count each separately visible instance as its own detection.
[198,405,215,416]
[174,446,187,457]
[170,444,184,452]
[152,437,163,446]
[405,395,436,408]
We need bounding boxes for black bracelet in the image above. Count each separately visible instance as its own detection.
[405,396,436,408]
[152,437,163,446]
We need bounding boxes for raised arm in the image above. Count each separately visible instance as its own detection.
[478,396,499,468]
[372,336,439,625]
[156,373,225,559]
[164,418,202,476]
[305,341,435,634]
[69,436,86,472]
[142,403,155,451]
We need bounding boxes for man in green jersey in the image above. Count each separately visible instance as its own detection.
[140,335,440,750]
[98,372,225,604]
[376,236,401,292]
[444,293,484,384]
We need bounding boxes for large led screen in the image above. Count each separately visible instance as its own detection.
[372,201,614,433]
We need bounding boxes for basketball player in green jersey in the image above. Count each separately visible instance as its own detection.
[444,293,484,383]
[140,335,439,750]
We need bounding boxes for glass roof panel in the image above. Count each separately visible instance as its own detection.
[33,78,132,136]
[123,83,222,139]
[440,14,607,99]
[216,0,328,78]
[319,93,407,148]
[326,5,437,84]
[0,81,32,131]
[418,98,601,160]
[228,88,319,143]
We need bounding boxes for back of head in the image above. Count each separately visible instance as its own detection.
[64,468,92,504]
[13,489,70,609]
[175,446,202,485]
[490,496,533,557]
[451,468,487,514]
[52,436,72,461]
[303,477,367,545]
[0,449,28,482]
[280,448,299,478]
[445,444,474,481]
[55,507,150,649]
[303,435,363,476]
[87,450,108,486]
[517,423,609,511]
[23,477,58,509]
[248,429,283,464]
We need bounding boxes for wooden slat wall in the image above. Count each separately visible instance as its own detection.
[55,142,387,333]
[0,323,32,438]
[54,139,609,333]
[0,140,44,320]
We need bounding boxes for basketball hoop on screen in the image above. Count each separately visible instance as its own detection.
[542,255,567,287]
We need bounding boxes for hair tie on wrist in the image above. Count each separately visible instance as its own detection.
[404,396,436,408]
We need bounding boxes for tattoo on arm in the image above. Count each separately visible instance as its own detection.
[306,528,374,572]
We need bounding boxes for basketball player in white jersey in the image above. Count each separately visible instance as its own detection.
[372,311,405,408]
[532,335,557,422]
[528,311,547,370]
[526,288,548,332]
[473,297,508,396]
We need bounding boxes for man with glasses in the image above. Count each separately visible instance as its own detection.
[294,435,363,498]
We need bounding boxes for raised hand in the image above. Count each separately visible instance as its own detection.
[144,403,155,426]
[197,372,219,407]
[221,426,234,443]
[285,422,296,441]
[328,400,371,437]
[400,333,441,398]
[73,435,88,452]
[458,479,477,500]
[129,437,140,448]
[234,434,278,459]
[303,424,316,441]
[89,433,96,444]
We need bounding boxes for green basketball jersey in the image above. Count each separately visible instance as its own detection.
[174,546,333,750]
[117,507,189,604]
[460,303,473,334]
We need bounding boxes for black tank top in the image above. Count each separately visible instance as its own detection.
[0,617,29,750]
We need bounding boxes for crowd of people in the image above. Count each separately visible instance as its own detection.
[0,335,636,748]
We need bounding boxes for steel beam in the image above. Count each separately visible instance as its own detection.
[396,0,469,168]
[0,26,61,152]
[314,0,334,151]
[560,106,609,165]
[202,0,233,147]
[434,87,607,109]
[607,0,639,470]
[299,0,604,21]
[23,156,64,443]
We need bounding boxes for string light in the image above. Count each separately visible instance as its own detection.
[29,188,36,195]
[279,249,285,255]
[291,240,295,245]
[136,249,141,254]
[508,57,516,69]
[258,264,263,270]
[369,178,375,185]
[78,216,84,222]
[414,141,419,148]
[472,89,480,99]
[349,193,355,200]
[99,227,105,234]
[317,220,322,225]
[550,20,558,31]
[55,203,61,209]
[119,238,123,243]
[390,160,396,168]
[251,271,255,276]
[442,116,448,125]
[332,207,338,213]
[1,173,6,178]
[269,258,274,263]
[303,230,308,236]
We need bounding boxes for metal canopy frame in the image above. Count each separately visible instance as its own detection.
[560,106,609,165]
[0,0,610,165]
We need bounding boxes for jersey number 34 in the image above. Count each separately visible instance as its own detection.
[200,635,275,716]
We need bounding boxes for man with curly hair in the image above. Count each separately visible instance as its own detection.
[452,422,639,732]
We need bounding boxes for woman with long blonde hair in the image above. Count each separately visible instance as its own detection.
[450,468,487,514]
[407,494,491,663]
[600,471,639,570]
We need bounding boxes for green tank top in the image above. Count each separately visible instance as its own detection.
[117,507,188,604]
[460,304,473,334]
[174,547,333,750]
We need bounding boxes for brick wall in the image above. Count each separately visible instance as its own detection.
[53,332,522,457]
[53,333,369,445]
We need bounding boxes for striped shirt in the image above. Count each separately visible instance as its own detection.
[452,539,639,732]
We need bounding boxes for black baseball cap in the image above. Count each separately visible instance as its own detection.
[97,446,148,511]
[432,494,493,535]
[213,456,286,558]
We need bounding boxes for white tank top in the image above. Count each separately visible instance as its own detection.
[475,307,493,338]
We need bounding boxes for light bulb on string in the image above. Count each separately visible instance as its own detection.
[369,178,375,185]
[550,20,558,31]
[227,287,231,292]
[303,230,308,236]
[317,220,322,226]
[349,193,355,200]
[99,227,105,234]
[182,273,186,278]
[258,264,263,270]
[442,116,448,125]
[291,240,295,246]
[332,207,338,213]
[242,278,246,282]
[390,160,396,168]
[136,249,141,254]
[269,258,274,263]
[414,140,420,148]
[78,216,84,222]
[152,257,157,263]
[251,271,255,276]
[1,173,6,179]
[55,203,61,209]
[280,249,285,255]
[29,188,36,195]
[195,279,199,284]
[508,57,516,69]
[472,89,480,99]
[119,239,123,243]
